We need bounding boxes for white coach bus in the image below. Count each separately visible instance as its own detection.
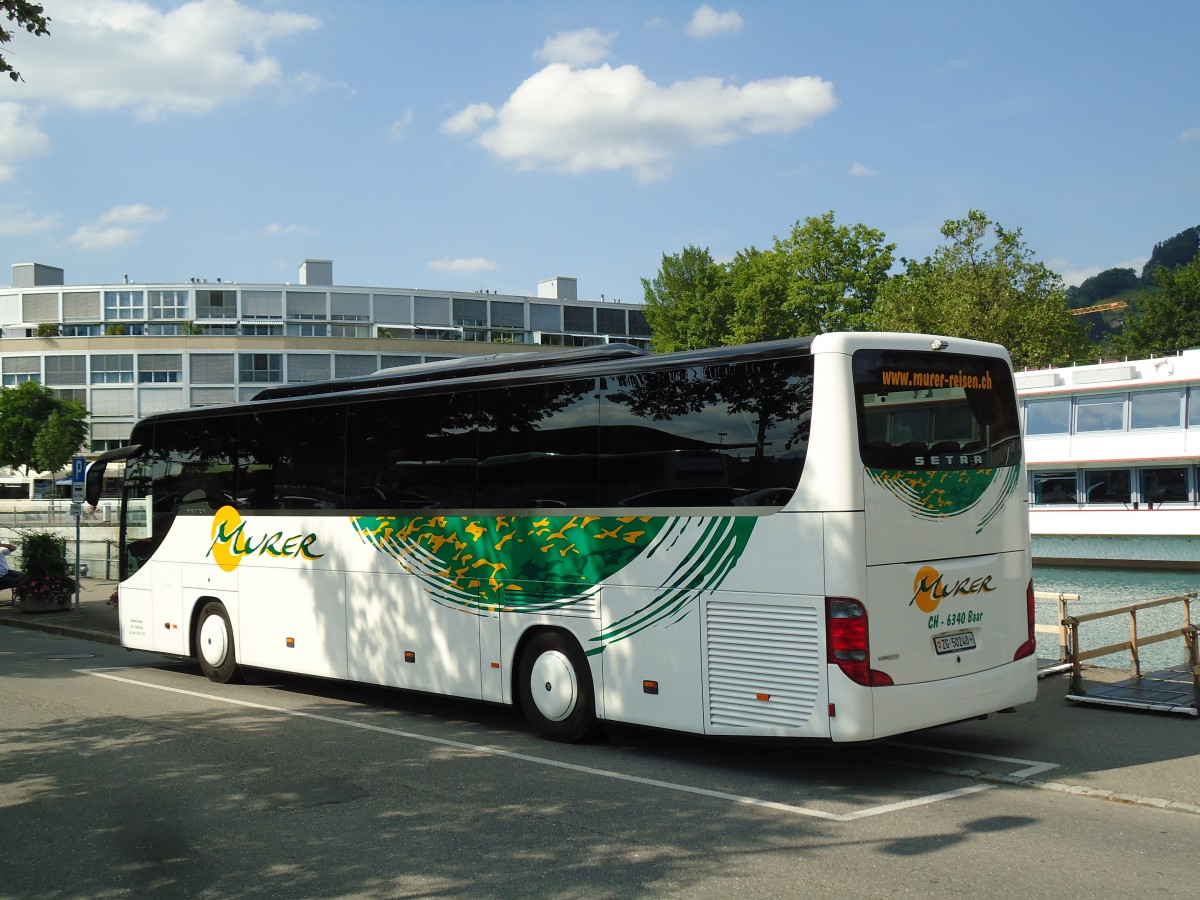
[87,333,1036,742]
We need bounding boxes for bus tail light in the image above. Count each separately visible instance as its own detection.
[826,597,894,687]
[1013,579,1036,661]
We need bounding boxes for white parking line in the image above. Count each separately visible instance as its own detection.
[886,740,1060,779]
[82,668,1047,821]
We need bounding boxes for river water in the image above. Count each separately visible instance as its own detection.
[1032,564,1200,672]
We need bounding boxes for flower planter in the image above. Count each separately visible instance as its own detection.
[15,532,75,614]
[17,588,72,613]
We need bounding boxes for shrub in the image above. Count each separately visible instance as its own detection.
[18,530,75,607]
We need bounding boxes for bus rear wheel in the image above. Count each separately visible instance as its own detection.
[517,631,597,743]
[196,601,241,684]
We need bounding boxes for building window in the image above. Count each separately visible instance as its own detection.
[241,323,283,336]
[192,387,235,407]
[1142,467,1189,505]
[627,309,651,337]
[563,305,595,334]
[197,324,237,336]
[52,388,87,406]
[596,307,627,335]
[530,303,561,332]
[1131,389,1183,429]
[415,296,450,325]
[90,354,134,384]
[286,323,329,337]
[453,297,487,327]
[335,355,378,378]
[1082,469,1131,504]
[3,356,40,385]
[331,324,371,338]
[1025,398,1072,435]
[104,290,145,320]
[61,324,102,337]
[1032,471,1077,505]
[239,353,282,383]
[490,300,524,329]
[1075,394,1126,432]
[148,289,188,319]
[145,323,185,336]
[191,354,235,384]
[286,354,331,383]
[138,354,183,383]
[45,355,86,386]
[1188,388,1200,428]
[196,290,237,319]
[105,323,144,336]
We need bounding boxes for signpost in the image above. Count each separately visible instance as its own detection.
[71,456,85,608]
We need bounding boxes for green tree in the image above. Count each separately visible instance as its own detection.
[1141,226,1199,283]
[1117,255,1200,356]
[1,1,49,82]
[0,381,88,474]
[641,245,732,352]
[726,246,792,344]
[729,212,894,343]
[1069,267,1139,307]
[871,210,1086,367]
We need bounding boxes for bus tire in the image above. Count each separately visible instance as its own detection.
[517,630,597,743]
[196,601,241,684]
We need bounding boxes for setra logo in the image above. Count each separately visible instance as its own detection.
[207,505,323,573]
[910,564,995,613]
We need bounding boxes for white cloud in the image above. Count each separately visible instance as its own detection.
[849,162,878,177]
[441,103,496,135]
[14,0,321,120]
[0,204,59,237]
[1052,257,1148,288]
[387,110,415,142]
[0,103,52,181]
[685,5,744,39]
[535,28,617,67]
[100,203,168,226]
[1179,126,1200,143]
[68,203,168,250]
[444,63,837,184]
[265,222,315,236]
[428,257,499,275]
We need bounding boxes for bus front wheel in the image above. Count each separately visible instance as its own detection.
[196,601,241,684]
[517,631,597,743]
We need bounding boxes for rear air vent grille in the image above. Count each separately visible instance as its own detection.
[705,600,820,729]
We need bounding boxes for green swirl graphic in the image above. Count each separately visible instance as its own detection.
[352,514,758,653]
[866,466,1019,533]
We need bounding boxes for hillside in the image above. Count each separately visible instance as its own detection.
[1067,226,1197,345]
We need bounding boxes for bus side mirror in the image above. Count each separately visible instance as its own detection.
[85,462,106,506]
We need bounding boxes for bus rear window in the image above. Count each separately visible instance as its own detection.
[853,349,1021,469]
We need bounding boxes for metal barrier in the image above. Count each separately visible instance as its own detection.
[1064,592,1199,709]
[1034,591,1077,664]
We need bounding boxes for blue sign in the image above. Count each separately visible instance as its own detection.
[72,455,86,484]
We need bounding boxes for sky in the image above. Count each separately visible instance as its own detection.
[1,0,1198,304]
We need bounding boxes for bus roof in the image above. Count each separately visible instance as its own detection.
[131,336,819,432]
[250,343,649,401]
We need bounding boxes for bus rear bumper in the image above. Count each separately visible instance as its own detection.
[831,656,1038,742]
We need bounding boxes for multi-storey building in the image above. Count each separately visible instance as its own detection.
[0,260,650,498]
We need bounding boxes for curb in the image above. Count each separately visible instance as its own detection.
[0,614,121,646]
[886,754,1200,817]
